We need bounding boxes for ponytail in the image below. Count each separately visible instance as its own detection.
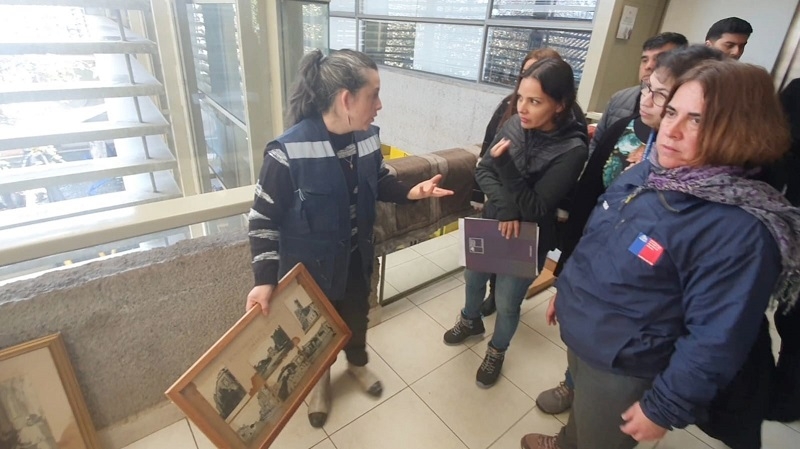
[285,49,378,128]
[286,50,324,128]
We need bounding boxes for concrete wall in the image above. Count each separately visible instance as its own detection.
[661,0,798,72]
[577,0,669,113]
[374,66,508,155]
[0,232,252,439]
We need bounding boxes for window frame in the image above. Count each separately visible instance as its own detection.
[330,0,595,87]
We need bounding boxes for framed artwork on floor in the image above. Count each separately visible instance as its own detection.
[166,263,351,449]
[0,333,101,449]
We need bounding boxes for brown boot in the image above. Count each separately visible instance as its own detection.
[520,433,560,449]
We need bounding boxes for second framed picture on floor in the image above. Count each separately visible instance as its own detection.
[166,263,351,449]
[0,333,101,449]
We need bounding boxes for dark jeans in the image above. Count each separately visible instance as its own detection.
[333,249,371,367]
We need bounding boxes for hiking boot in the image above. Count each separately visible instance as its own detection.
[535,381,574,414]
[520,433,560,449]
[480,293,497,317]
[443,314,485,345]
[476,344,505,388]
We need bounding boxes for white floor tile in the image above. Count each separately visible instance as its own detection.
[384,256,447,293]
[762,420,800,448]
[785,419,800,433]
[417,283,497,349]
[525,288,557,310]
[188,421,217,449]
[412,350,535,449]
[471,323,567,401]
[411,234,459,256]
[451,269,465,283]
[379,280,400,302]
[269,403,327,449]
[489,407,565,449]
[367,307,467,383]
[651,429,712,449]
[380,297,416,322]
[321,347,407,434]
[311,439,337,449]
[684,425,729,449]
[426,245,462,272]
[384,246,421,269]
[520,297,565,350]
[407,275,463,306]
[122,420,197,449]
[329,388,468,449]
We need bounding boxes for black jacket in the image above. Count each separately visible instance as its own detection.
[554,111,645,275]
[476,114,588,266]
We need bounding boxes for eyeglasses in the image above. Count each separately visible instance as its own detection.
[640,80,669,107]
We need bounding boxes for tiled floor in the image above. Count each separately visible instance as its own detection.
[124,236,800,449]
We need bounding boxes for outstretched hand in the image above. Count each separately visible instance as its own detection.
[407,174,455,200]
[490,138,511,158]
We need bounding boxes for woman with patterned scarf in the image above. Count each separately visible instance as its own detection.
[521,59,800,449]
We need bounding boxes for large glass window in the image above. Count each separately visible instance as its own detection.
[330,17,358,50]
[187,3,245,122]
[483,26,591,86]
[332,0,596,87]
[0,4,181,226]
[491,0,597,21]
[361,0,489,20]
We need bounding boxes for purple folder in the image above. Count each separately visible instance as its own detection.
[459,218,539,278]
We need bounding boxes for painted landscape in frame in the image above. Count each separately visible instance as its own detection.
[166,263,351,449]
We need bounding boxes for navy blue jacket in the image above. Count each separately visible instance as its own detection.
[256,117,384,301]
[556,161,782,429]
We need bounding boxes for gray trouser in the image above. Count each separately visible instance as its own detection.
[557,350,654,449]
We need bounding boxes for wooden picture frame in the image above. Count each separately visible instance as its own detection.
[166,263,352,449]
[0,333,101,449]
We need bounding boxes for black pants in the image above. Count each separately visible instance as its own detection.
[333,249,371,367]
[696,318,774,449]
[768,301,800,422]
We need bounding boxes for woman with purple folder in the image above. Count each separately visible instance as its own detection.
[443,58,588,388]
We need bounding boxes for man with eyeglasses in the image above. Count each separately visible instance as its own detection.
[536,32,688,416]
[588,32,687,157]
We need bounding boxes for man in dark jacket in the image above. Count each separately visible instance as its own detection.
[589,32,687,156]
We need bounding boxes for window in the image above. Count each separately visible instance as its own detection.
[331,0,596,87]
[330,17,357,50]
[491,0,597,21]
[0,4,181,228]
[0,0,273,282]
[482,26,591,86]
[362,0,488,20]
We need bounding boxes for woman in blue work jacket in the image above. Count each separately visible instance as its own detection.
[522,60,800,449]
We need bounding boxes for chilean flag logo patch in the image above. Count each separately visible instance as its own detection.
[628,233,664,266]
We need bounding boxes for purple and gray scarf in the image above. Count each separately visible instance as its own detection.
[643,165,800,311]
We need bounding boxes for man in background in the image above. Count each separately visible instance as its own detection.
[705,17,752,60]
